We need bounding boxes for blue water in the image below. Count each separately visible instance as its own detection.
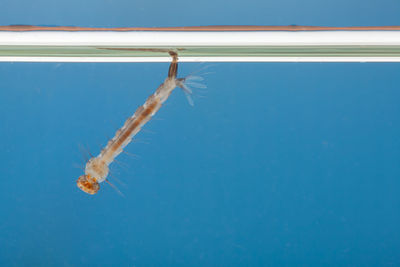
[1,0,400,266]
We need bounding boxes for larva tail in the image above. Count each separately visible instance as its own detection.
[176,75,206,106]
[168,51,178,78]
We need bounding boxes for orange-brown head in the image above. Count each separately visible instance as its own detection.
[77,175,100,195]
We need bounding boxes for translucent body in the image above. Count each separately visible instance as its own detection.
[77,52,198,195]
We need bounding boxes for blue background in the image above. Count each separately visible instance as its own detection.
[0,0,400,266]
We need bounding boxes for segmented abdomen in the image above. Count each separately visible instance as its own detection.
[99,78,175,165]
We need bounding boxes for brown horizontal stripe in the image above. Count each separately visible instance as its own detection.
[0,25,400,32]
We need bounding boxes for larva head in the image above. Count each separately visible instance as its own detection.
[77,175,100,195]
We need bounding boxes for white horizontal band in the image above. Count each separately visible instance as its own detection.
[0,56,399,62]
[0,31,399,46]
[0,31,399,62]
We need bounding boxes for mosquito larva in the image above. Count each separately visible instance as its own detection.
[77,52,203,195]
